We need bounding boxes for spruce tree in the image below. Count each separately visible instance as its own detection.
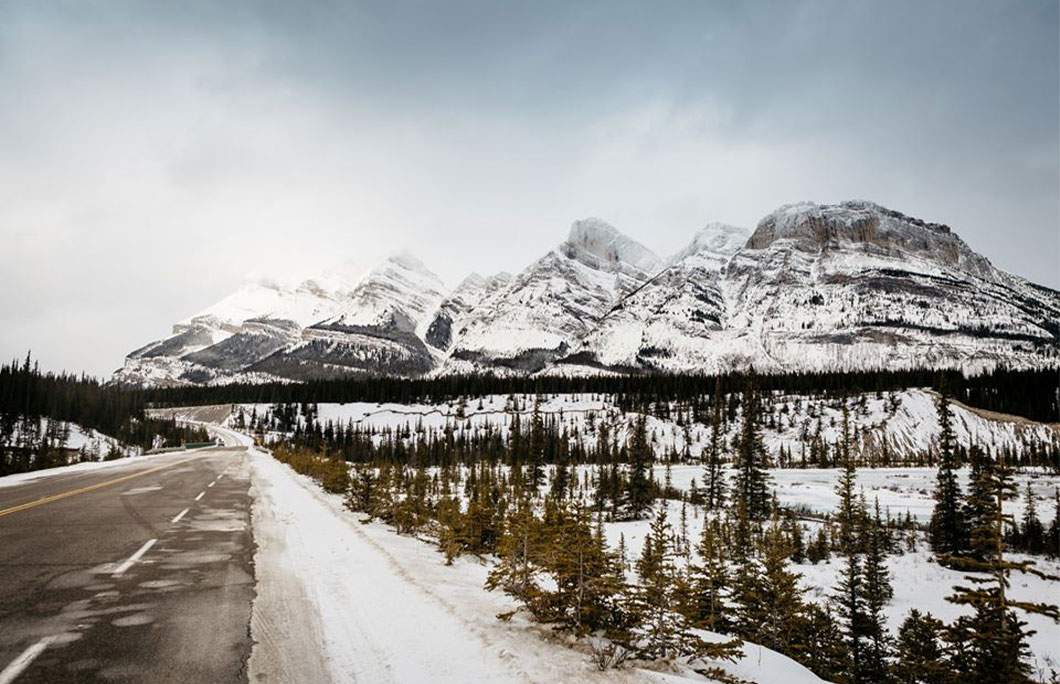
[538,503,626,635]
[1046,488,1060,558]
[688,517,732,633]
[624,415,654,520]
[861,500,894,684]
[629,508,740,662]
[930,385,967,560]
[733,372,771,523]
[802,604,848,683]
[754,510,809,656]
[945,453,1060,684]
[486,498,545,615]
[892,610,949,684]
[1019,483,1044,555]
[704,377,727,511]
[527,397,546,491]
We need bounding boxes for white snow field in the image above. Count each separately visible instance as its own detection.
[246,447,828,684]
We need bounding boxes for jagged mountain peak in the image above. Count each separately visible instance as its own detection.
[671,222,749,264]
[561,217,663,276]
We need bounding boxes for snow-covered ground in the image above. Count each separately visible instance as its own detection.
[247,447,828,684]
[230,387,1059,464]
[600,475,1060,677]
[649,464,1060,523]
[2,417,128,458]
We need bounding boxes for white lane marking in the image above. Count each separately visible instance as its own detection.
[171,508,189,524]
[0,636,54,684]
[207,480,216,488]
[195,492,205,501]
[112,539,157,577]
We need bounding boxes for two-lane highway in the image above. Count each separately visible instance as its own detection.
[0,448,256,683]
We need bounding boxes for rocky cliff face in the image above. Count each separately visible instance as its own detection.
[113,201,1060,386]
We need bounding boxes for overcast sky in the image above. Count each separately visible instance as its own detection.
[1,0,1057,378]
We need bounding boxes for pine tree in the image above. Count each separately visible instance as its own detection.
[733,373,771,522]
[892,610,950,684]
[624,415,654,520]
[629,507,740,662]
[930,384,967,560]
[704,377,727,510]
[688,516,732,633]
[945,453,1060,684]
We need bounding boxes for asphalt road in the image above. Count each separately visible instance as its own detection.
[0,447,256,683]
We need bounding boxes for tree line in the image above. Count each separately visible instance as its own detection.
[148,366,1059,423]
[0,354,207,476]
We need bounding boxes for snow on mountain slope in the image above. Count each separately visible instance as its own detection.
[249,254,449,381]
[576,223,750,371]
[114,255,448,386]
[425,272,512,352]
[721,200,1060,373]
[114,200,1060,387]
[569,201,1059,374]
[445,218,663,373]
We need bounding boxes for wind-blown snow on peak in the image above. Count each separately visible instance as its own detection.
[444,219,663,372]
[319,253,446,335]
[671,222,749,264]
[562,218,663,276]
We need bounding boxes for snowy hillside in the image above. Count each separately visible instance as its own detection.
[228,388,1059,468]
[0,416,133,464]
[114,201,1060,386]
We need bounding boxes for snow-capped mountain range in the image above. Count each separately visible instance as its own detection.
[115,201,1060,386]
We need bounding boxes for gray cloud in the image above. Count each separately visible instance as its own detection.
[0,0,1056,377]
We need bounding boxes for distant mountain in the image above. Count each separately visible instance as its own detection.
[113,201,1060,386]
[444,218,664,373]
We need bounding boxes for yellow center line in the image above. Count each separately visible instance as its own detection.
[0,458,196,518]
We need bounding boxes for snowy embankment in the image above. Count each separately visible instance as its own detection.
[246,447,826,684]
